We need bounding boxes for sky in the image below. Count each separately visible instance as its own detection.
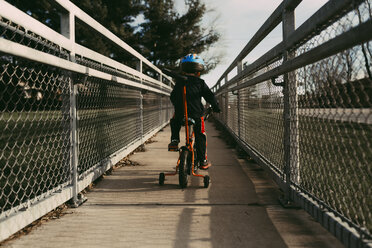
[174,0,329,87]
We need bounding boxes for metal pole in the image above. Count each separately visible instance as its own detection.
[159,94,162,126]
[70,83,80,207]
[136,60,143,73]
[224,76,229,125]
[70,82,86,207]
[137,60,143,85]
[61,9,85,207]
[282,7,298,204]
[291,71,300,186]
[60,11,75,62]
[140,92,144,143]
[237,61,243,137]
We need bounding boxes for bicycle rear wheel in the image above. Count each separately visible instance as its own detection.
[179,150,189,188]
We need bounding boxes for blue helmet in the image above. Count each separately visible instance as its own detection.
[180,53,205,73]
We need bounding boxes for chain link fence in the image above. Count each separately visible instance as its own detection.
[0,1,173,241]
[295,15,372,237]
[143,92,162,135]
[77,78,144,174]
[0,56,72,218]
[212,0,372,245]
[0,53,172,219]
[0,16,69,60]
[238,80,285,172]
[293,1,372,236]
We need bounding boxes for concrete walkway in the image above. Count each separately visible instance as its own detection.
[2,121,343,248]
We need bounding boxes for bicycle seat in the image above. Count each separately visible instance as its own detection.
[181,117,196,126]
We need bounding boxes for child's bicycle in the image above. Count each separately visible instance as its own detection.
[158,78,212,188]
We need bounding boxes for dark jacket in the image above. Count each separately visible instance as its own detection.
[170,75,219,119]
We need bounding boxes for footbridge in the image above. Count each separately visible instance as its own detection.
[0,0,371,247]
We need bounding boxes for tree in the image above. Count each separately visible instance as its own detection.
[5,0,221,73]
[71,0,142,66]
[6,0,142,65]
[139,0,221,73]
[5,0,62,32]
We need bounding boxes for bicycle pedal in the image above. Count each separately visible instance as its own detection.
[168,147,179,152]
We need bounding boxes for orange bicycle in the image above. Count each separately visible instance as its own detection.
[159,83,211,188]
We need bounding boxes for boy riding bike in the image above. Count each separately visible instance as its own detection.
[165,53,220,170]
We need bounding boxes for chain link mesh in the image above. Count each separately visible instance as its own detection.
[295,1,371,56]
[226,85,239,134]
[160,94,172,125]
[0,55,171,220]
[0,16,70,60]
[295,49,372,234]
[215,0,372,237]
[75,55,142,84]
[0,2,173,241]
[0,12,172,226]
[0,55,71,218]
[238,79,285,171]
[291,0,372,235]
[77,78,143,173]
[217,59,285,171]
[143,92,162,135]
[74,55,172,92]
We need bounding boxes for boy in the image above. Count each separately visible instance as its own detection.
[165,53,220,170]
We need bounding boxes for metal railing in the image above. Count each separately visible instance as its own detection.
[211,0,372,247]
[0,0,173,241]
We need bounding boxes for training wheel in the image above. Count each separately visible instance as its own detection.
[203,175,210,188]
[159,173,165,186]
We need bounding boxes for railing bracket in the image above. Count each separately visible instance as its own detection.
[278,195,300,209]
[68,193,87,208]
[271,77,285,87]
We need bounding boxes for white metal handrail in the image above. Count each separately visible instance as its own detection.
[212,0,372,246]
[0,0,173,241]
[0,0,174,91]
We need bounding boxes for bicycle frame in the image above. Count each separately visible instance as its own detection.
[182,85,204,178]
[158,69,210,188]
[164,85,205,179]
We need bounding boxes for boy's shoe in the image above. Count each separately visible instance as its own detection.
[199,160,211,170]
[168,139,179,151]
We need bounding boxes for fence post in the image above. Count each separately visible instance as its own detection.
[281,6,298,205]
[136,60,143,73]
[61,10,84,207]
[224,76,229,125]
[159,74,163,85]
[137,60,143,85]
[60,10,75,61]
[159,94,162,126]
[140,92,144,143]
[70,83,85,207]
[237,61,243,137]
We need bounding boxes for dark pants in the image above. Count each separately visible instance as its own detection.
[170,115,207,162]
